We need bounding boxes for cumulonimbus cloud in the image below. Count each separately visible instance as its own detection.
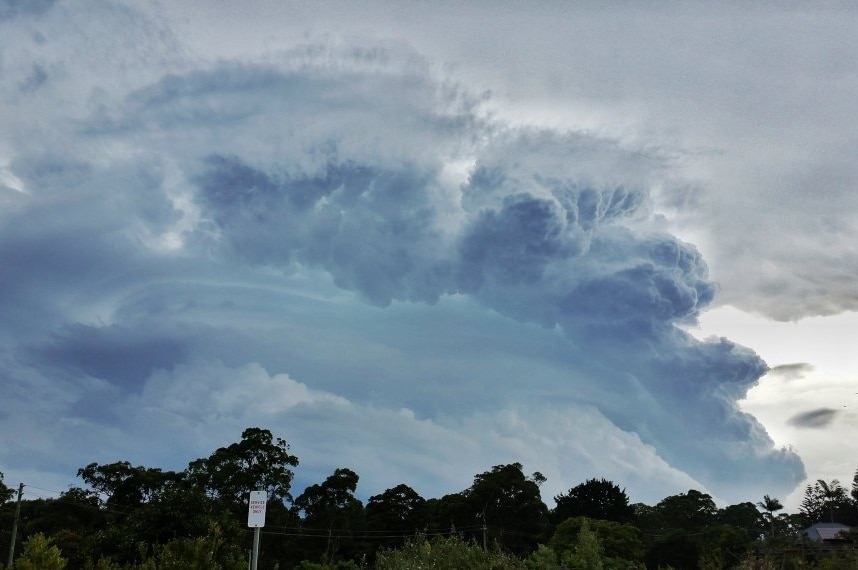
[175,54,802,497]
[0,5,805,502]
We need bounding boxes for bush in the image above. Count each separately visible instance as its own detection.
[14,533,68,570]
[374,534,526,570]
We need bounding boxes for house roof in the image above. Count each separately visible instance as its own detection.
[802,522,852,541]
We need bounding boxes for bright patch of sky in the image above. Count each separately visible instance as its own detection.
[693,306,858,508]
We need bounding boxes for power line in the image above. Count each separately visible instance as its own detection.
[255,527,484,541]
[24,484,68,495]
[261,523,485,534]
[12,483,145,517]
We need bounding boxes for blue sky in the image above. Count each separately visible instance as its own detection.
[2,0,857,510]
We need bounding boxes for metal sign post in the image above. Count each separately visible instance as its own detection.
[251,528,260,570]
[247,490,267,570]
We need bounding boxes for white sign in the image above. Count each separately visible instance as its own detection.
[247,490,267,528]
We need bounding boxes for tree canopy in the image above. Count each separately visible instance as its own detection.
[77,462,179,509]
[552,478,634,524]
[800,479,852,524]
[4,427,858,570]
[0,470,13,504]
[463,463,551,555]
[185,426,299,506]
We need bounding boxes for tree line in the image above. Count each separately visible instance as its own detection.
[2,427,858,570]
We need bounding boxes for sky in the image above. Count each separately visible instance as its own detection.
[1,0,857,511]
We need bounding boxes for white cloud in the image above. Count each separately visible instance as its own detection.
[116,359,705,504]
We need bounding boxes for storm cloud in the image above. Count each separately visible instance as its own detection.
[769,363,815,381]
[0,0,810,505]
[787,408,839,429]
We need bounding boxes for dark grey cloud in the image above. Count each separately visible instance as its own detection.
[0,0,56,20]
[196,156,452,307]
[787,408,839,429]
[18,64,48,93]
[0,154,183,345]
[769,363,814,380]
[22,324,188,393]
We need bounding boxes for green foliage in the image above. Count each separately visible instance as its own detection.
[525,544,560,569]
[560,519,603,570]
[646,530,701,570]
[77,462,179,509]
[550,516,644,564]
[422,464,549,557]
[852,467,858,504]
[756,494,785,538]
[811,549,858,570]
[295,561,361,570]
[719,501,765,537]
[186,427,299,506]
[124,481,244,551]
[83,559,122,570]
[800,479,851,524]
[79,527,246,570]
[21,487,105,567]
[701,524,755,569]
[14,533,68,570]
[126,526,245,570]
[365,484,428,555]
[0,471,13,504]
[757,495,783,516]
[553,478,634,524]
[462,463,550,555]
[656,489,717,531]
[366,483,427,533]
[292,467,366,563]
[426,492,472,534]
[7,431,856,570]
[294,468,363,521]
[73,462,182,563]
[698,549,725,570]
[374,534,526,570]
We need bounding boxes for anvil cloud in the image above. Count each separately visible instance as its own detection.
[6,0,855,507]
